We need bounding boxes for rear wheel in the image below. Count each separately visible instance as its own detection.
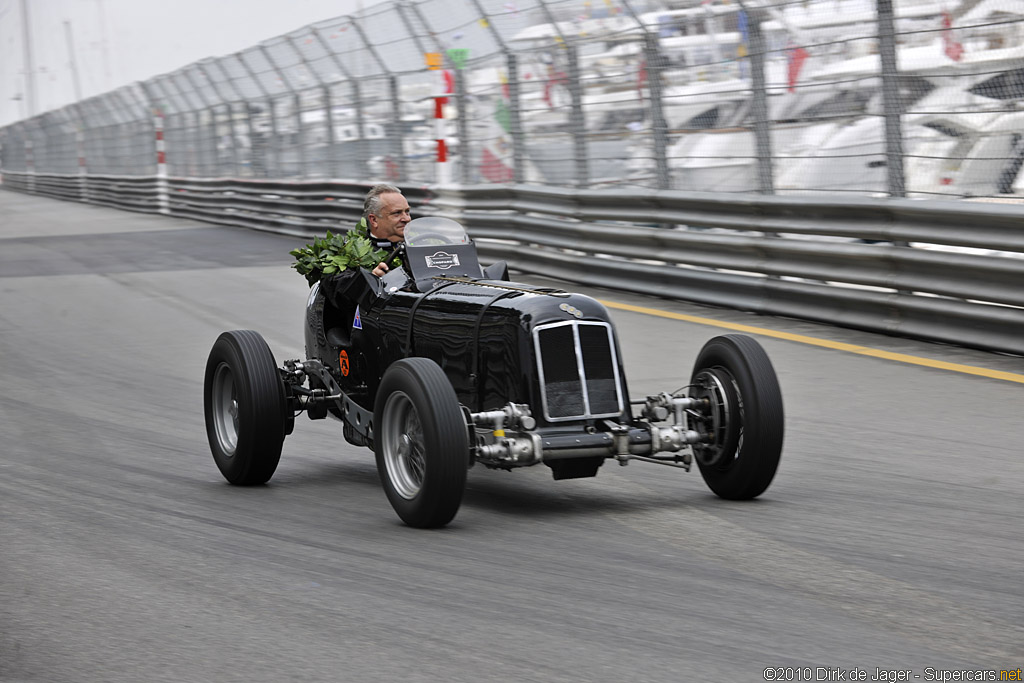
[374,358,469,528]
[204,330,288,485]
[690,334,784,500]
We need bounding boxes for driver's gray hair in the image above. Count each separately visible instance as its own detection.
[363,183,403,218]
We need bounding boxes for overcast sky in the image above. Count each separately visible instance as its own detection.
[0,0,384,127]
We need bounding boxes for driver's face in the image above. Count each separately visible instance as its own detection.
[368,192,411,242]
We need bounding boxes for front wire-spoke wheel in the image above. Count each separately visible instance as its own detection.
[690,366,741,470]
[374,358,469,528]
[381,392,427,499]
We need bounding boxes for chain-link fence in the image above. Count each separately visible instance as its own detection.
[3,0,1024,199]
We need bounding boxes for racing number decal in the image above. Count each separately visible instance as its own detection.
[339,350,350,377]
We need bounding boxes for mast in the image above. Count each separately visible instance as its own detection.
[95,0,113,90]
[64,21,84,102]
[19,0,36,116]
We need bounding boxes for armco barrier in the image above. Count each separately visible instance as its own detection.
[4,172,1024,356]
[2,172,161,213]
[1,172,431,233]
[437,184,1024,355]
[163,178,431,235]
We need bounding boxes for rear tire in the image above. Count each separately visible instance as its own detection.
[204,330,288,485]
[374,358,469,528]
[690,334,784,500]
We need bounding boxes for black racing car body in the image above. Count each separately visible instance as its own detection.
[305,253,630,426]
[204,217,785,528]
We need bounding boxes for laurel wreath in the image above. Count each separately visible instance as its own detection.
[290,219,401,287]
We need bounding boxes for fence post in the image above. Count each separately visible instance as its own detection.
[226,105,242,177]
[642,33,671,190]
[268,98,280,177]
[507,52,526,184]
[190,111,202,176]
[352,81,369,181]
[323,85,339,178]
[455,66,470,184]
[294,94,305,177]
[70,104,88,202]
[877,0,906,197]
[744,7,774,195]
[236,102,254,178]
[248,103,266,178]
[202,108,215,177]
[154,107,169,214]
[226,103,241,177]
[566,43,589,187]
[76,122,87,202]
[24,137,35,193]
[389,76,406,181]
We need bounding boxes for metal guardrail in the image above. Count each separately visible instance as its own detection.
[4,172,1024,355]
[0,172,431,231]
[162,178,434,235]
[432,185,1024,355]
[2,172,162,213]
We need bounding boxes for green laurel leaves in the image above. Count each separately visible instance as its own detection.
[290,223,398,287]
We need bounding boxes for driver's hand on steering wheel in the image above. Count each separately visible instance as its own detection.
[371,261,389,278]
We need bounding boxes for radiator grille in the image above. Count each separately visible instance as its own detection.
[533,321,623,421]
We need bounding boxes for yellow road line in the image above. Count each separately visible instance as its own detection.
[599,299,1024,385]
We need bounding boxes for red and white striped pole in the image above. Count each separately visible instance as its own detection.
[425,52,453,185]
[24,139,35,193]
[76,126,88,202]
[77,132,86,173]
[434,93,449,184]
[154,107,169,214]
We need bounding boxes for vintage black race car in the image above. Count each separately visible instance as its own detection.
[203,217,784,528]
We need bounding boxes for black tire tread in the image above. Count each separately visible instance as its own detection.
[692,334,784,500]
[204,330,286,486]
[374,358,468,528]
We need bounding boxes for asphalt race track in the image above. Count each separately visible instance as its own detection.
[1,189,1022,682]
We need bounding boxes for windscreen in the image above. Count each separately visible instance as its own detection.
[404,217,471,247]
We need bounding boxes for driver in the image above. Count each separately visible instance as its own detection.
[364,184,411,277]
[319,184,411,307]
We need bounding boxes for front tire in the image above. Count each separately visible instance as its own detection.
[204,330,288,485]
[690,334,784,500]
[374,358,469,528]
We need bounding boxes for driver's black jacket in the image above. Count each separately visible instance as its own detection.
[319,266,365,312]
